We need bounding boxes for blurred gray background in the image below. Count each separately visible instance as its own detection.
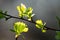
[0,0,60,40]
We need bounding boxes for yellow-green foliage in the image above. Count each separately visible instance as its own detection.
[10,22,28,38]
[55,31,60,40]
[17,3,35,21]
[0,10,6,19]
[36,20,46,32]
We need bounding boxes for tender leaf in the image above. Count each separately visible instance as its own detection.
[10,29,15,32]
[0,13,5,19]
[36,20,44,29]
[23,28,28,32]
[27,7,33,14]
[36,24,41,29]
[0,10,7,19]
[17,6,22,13]
[17,6,23,18]
[12,22,28,38]
[56,16,60,27]
[31,14,35,17]
[44,22,46,26]
[17,3,35,21]
[28,17,31,21]
[0,12,6,19]
[21,3,26,13]
[35,20,46,32]
[55,31,60,40]
[42,29,46,33]
[17,3,27,18]
[36,20,43,25]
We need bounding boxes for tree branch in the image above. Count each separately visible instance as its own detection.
[0,12,60,31]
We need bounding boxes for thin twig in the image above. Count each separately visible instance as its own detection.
[16,38,18,40]
[0,12,60,31]
[15,37,18,40]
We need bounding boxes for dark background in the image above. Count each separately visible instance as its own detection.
[0,0,60,40]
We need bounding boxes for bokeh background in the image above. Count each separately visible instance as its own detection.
[0,0,60,40]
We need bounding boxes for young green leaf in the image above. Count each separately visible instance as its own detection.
[11,22,28,38]
[36,20,44,29]
[56,16,60,27]
[0,10,7,19]
[17,3,35,21]
[36,20,46,32]
[17,3,26,18]
[10,29,16,32]
[0,13,5,19]
[55,31,60,40]
[42,29,46,33]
